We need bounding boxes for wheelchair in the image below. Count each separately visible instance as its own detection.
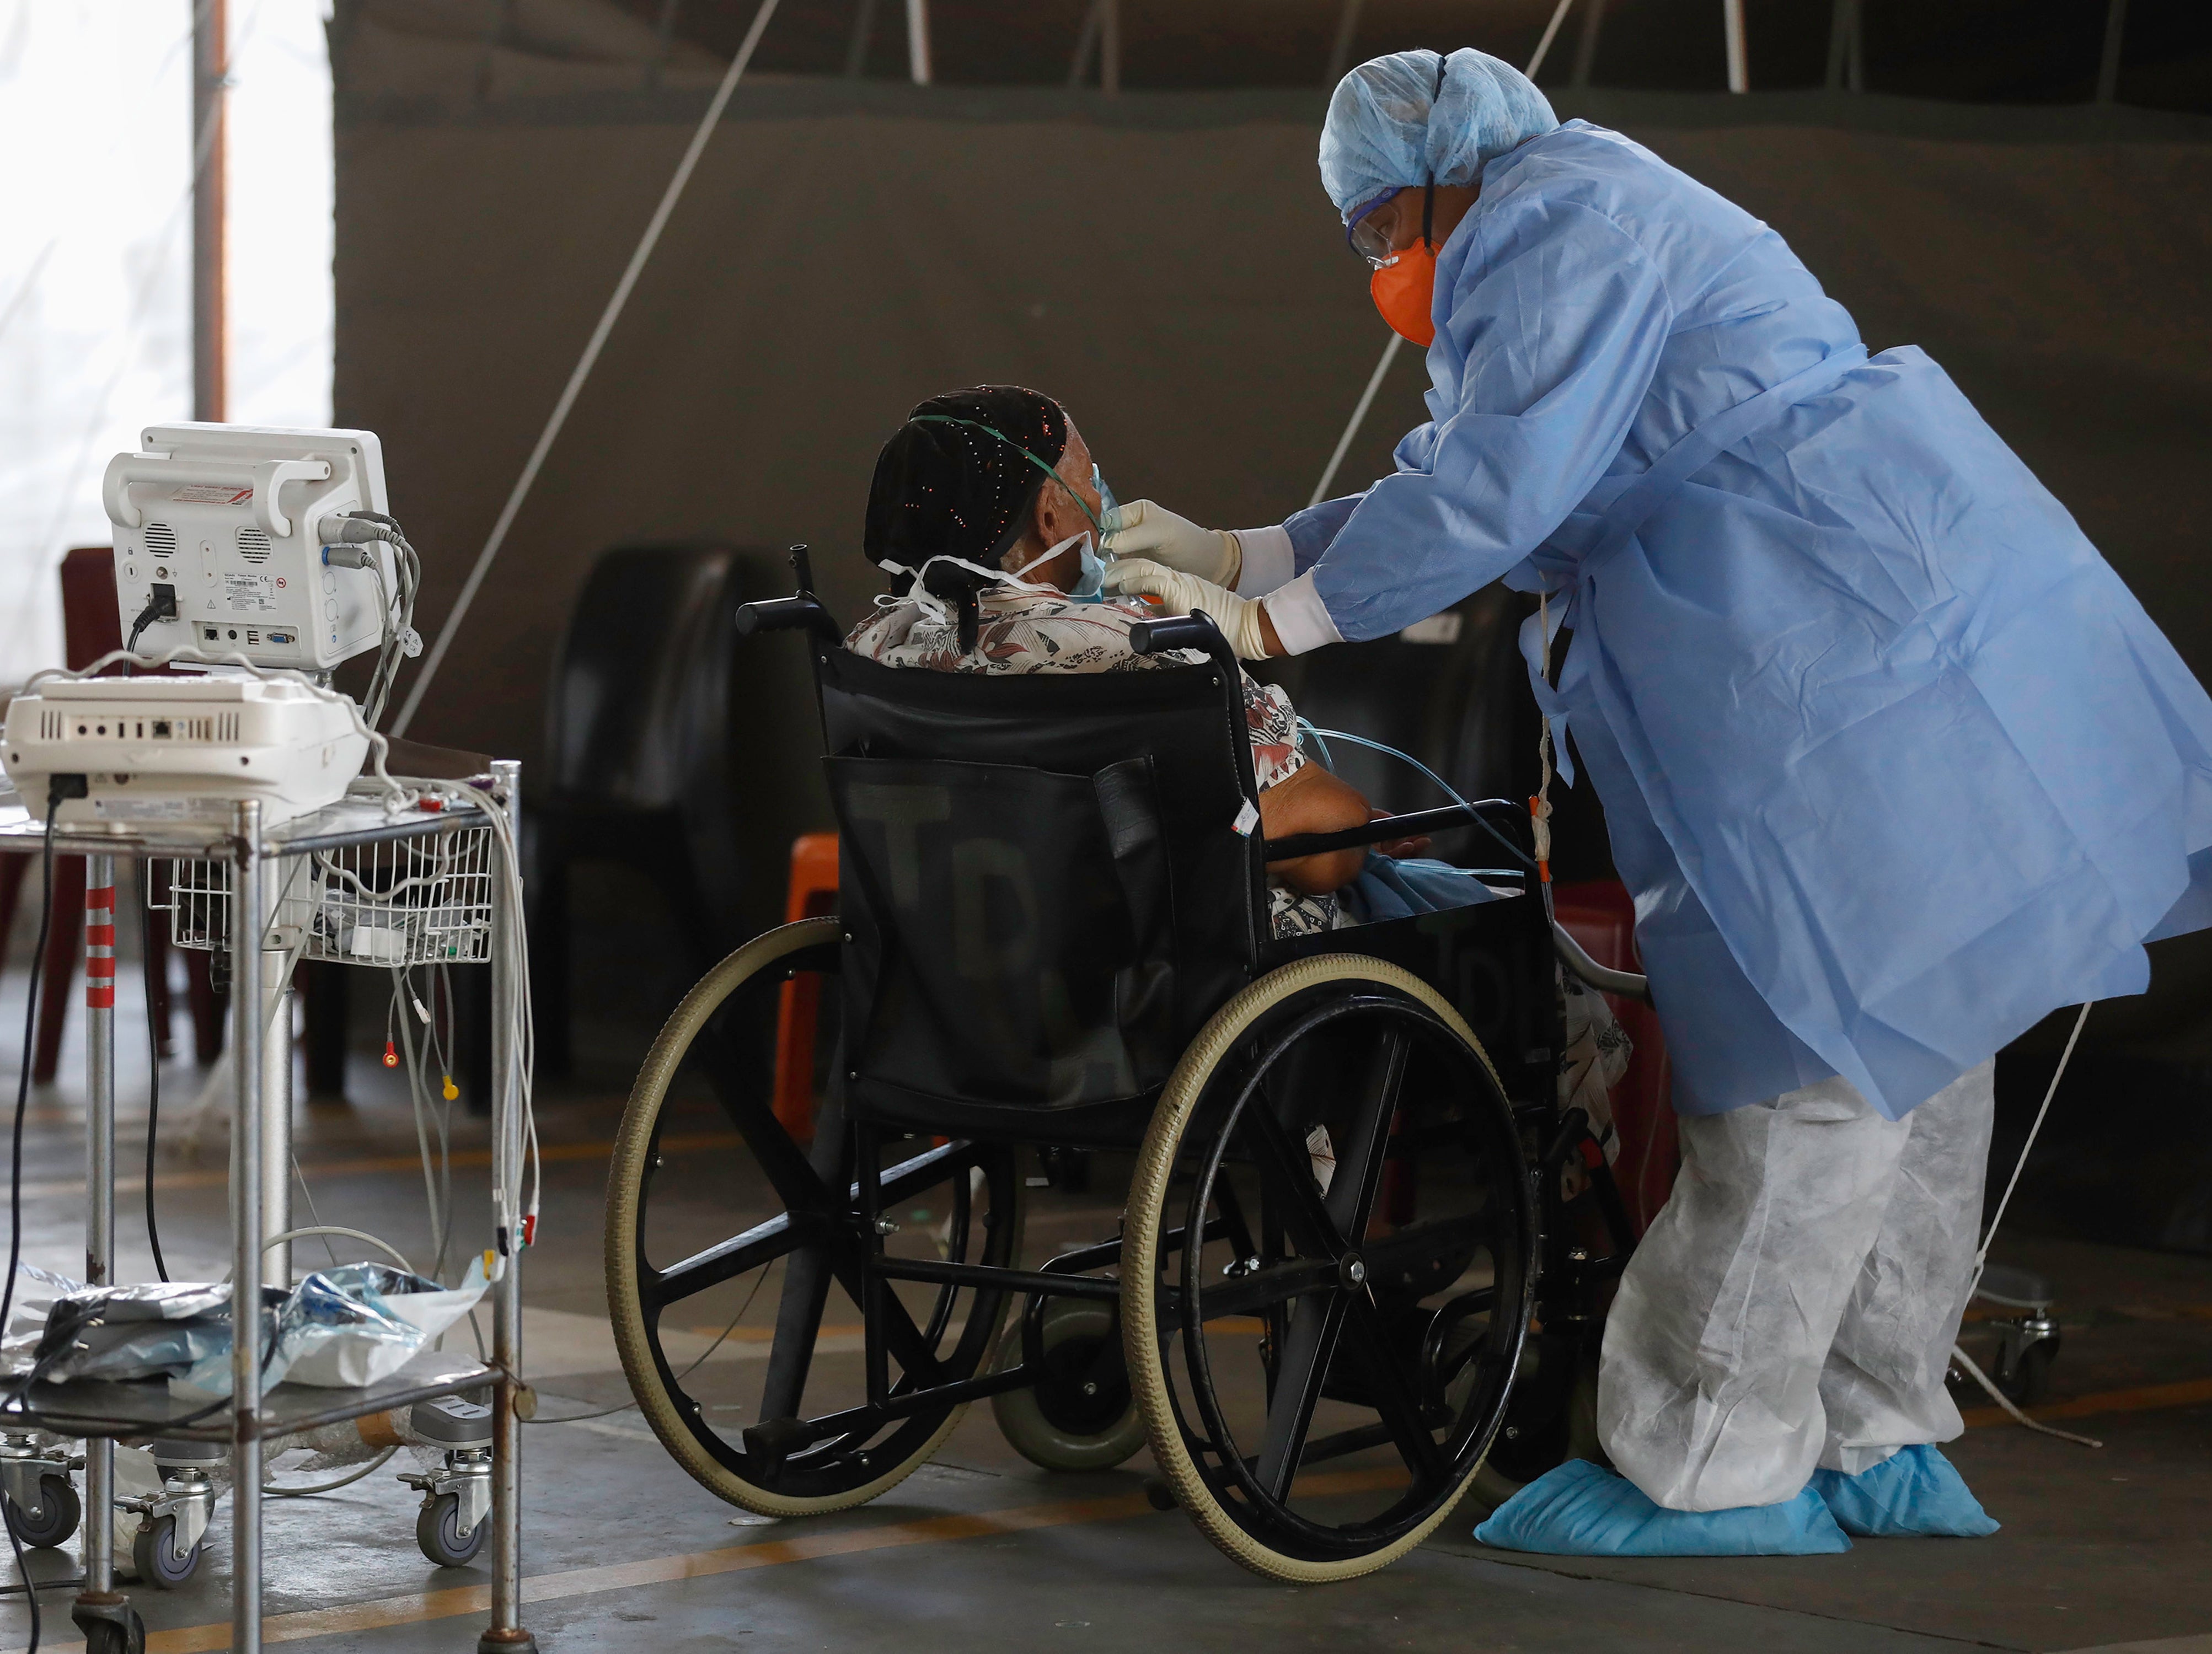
[602,559,1642,1582]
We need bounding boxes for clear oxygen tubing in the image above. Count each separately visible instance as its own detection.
[1294,716,1534,877]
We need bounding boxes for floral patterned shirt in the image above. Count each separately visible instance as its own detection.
[846,590,1338,937]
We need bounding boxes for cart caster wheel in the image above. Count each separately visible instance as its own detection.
[3,1474,80,1549]
[417,1493,488,1568]
[71,1593,146,1654]
[1994,1340,2058,1408]
[991,1299,1145,1472]
[131,1515,203,1589]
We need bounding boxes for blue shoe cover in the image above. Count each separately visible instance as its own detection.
[1474,1459,1852,1556]
[1810,1444,1999,1538]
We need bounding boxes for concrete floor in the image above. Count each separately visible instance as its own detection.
[0,953,2206,1654]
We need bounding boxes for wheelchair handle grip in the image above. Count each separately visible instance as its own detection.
[1129,610,1235,670]
[737,595,842,645]
[1553,921,1653,1004]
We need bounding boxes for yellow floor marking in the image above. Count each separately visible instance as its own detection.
[6,1468,1418,1651]
[1963,1375,2212,1429]
[15,1133,738,1201]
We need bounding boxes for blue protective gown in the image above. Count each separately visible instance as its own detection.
[1284,120,2212,1120]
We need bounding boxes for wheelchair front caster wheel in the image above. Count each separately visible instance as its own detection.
[992,1300,1145,1472]
[131,1515,203,1589]
[417,1492,488,1568]
[4,1474,81,1549]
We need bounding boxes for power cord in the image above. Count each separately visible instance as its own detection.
[122,584,178,661]
[3,780,76,1651]
[138,869,169,1282]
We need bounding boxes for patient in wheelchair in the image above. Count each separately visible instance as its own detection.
[848,385,1496,940]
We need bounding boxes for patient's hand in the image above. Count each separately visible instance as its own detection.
[1261,762,1372,894]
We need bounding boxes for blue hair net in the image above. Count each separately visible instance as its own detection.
[1319,47,1560,218]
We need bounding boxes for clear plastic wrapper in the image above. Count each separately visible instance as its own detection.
[18,1253,494,1399]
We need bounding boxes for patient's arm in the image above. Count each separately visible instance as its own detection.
[1261,762,1371,894]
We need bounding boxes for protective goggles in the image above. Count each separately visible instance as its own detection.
[1343,181,1437,267]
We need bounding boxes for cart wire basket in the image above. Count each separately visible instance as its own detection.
[162,827,494,967]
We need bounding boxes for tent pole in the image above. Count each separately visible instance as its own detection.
[192,0,229,423]
[1325,0,1363,87]
[1571,0,1606,87]
[845,0,878,78]
[2096,0,2128,104]
[905,0,931,84]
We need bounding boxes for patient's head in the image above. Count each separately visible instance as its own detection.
[864,385,1104,595]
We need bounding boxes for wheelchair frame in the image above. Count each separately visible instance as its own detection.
[604,551,1646,1581]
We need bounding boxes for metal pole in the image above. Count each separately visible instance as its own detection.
[2096,0,2128,104]
[904,0,930,84]
[82,864,116,1598]
[1571,0,1608,87]
[1067,0,1100,88]
[259,913,292,1289]
[481,760,536,1654]
[1722,0,1747,93]
[844,0,879,78]
[1325,0,1362,87]
[1825,0,1850,89]
[192,0,228,423]
[1099,0,1119,96]
[230,804,265,1654]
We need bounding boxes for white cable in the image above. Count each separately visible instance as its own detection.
[1968,1000,2092,1300]
[1950,1343,2102,1449]
[392,0,787,737]
[1946,1001,2097,1446]
[1308,332,1404,507]
[1524,0,1578,80]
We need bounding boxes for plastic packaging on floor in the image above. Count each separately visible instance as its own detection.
[16,1253,494,1399]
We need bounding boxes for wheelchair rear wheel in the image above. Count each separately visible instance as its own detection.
[607,917,1025,1516]
[1123,954,1538,1582]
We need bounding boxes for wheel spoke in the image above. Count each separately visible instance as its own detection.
[643,1211,807,1311]
[693,1021,835,1217]
[759,1242,837,1422]
[1328,1030,1409,1242]
[1245,1107,1348,1261]
[1255,1290,1350,1501]
[1342,1293,1447,1484]
[1193,1256,1338,1321]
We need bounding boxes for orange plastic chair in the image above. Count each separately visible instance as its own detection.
[770,833,839,1142]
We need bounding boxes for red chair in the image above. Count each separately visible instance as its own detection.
[0,550,224,1080]
[770,833,839,1143]
[1552,879,1679,1234]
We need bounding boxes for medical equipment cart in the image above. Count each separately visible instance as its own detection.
[0,761,534,1654]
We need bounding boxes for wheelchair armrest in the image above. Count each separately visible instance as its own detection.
[1260,805,1481,862]
[1553,921,1652,1003]
[1129,611,1238,675]
[737,595,843,646]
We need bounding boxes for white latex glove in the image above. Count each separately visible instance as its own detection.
[1102,558,1272,660]
[1105,500,1241,588]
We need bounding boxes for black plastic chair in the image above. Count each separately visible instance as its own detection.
[528,543,812,1074]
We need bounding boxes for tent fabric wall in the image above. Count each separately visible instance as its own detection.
[332,66,2212,958]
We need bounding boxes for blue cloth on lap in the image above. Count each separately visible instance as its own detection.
[1811,1444,1999,1538]
[1342,856,1507,925]
[1474,1459,1852,1556]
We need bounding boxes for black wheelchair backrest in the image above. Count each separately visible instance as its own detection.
[814,645,1266,1134]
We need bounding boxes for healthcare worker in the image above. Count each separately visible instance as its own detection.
[1102,47,2212,1555]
